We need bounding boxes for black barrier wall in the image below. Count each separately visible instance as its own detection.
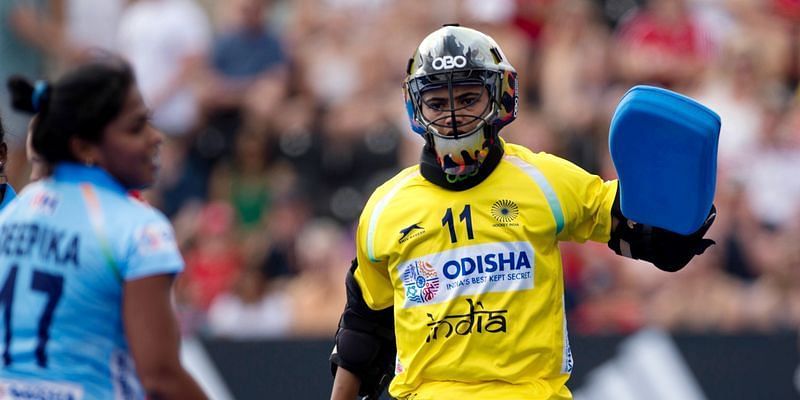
[200,332,799,400]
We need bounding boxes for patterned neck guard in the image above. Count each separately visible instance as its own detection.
[419,139,504,191]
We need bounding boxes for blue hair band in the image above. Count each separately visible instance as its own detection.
[32,80,48,112]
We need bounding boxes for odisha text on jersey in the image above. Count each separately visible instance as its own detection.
[442,251,531,279]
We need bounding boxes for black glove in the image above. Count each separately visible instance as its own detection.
[610,201,717,272]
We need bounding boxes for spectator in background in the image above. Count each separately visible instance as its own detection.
[117,0,211,138]
[259,191,313,278]
[725,0,794,90]
[203,0,286,114]
[743,217,800,331]
[0,0,57,187]
[647,244,748,332]
[59,0,126,65]
[313,96,402,222]
[693,35,770,173]
[208,116,300,236]
[209,127,276,232]
[737,99,800,231]
[696,0,796,173]
[568,242,649,334]
[614,0,714,90]
[2,0,126,73]
[195,0,288,165]
[206,259,292,339]
[177,201,243,313]
[771,0,800,89]
[286,218,350,338]
[293,9,364,107]
[538,0,611,172]
[509,0,555,104]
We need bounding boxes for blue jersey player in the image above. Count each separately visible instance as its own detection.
[1,58,207,399]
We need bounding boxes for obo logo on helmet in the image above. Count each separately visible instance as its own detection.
[432,55,467,70]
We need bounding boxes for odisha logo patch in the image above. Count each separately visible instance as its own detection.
[491,199,519,223]
[402,260,439,304]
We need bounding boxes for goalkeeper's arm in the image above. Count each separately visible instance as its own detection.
[331,366,361,400]
[607,187,716,272]
[330,259,396,400]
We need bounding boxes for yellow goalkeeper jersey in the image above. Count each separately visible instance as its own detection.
[353,142,618,399]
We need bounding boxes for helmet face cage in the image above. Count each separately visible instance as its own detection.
[403,26,518,177]
[408,70,498,139]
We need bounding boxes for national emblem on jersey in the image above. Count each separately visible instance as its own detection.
[491,199,520,228]
[402,260,440,304]
[491,199,519,223]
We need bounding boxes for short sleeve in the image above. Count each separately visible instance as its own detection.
[538,155,617,243]
[353,167,420,310]
[354,209,394,311]
[122,211,184,281]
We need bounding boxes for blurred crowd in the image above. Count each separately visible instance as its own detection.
[1,0,799,339]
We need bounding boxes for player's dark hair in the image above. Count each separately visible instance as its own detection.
[6,56,135,164]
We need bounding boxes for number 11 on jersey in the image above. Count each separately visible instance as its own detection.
[442,205,474,243]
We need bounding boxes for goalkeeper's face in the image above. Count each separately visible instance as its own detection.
[419,84,492,138]
[418,83,494,177]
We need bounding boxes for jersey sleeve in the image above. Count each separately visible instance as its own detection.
[353,197,395,311]
[121,208,184,281]
[352,168,420,311]
[538,154,618,243]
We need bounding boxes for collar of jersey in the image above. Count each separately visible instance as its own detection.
[53,163,127,195]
